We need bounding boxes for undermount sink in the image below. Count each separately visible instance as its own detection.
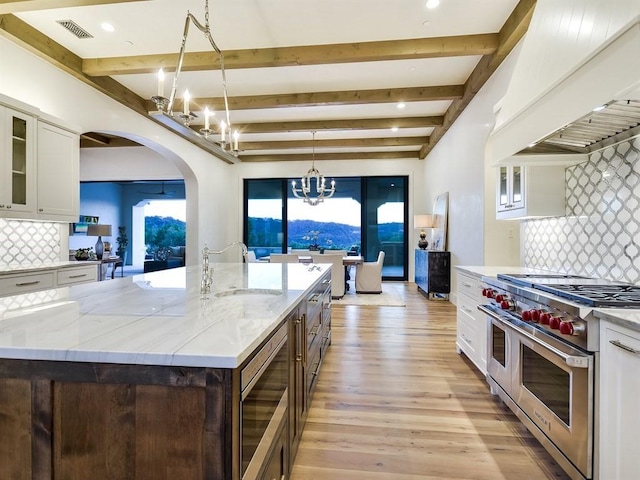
[214,288,284,298]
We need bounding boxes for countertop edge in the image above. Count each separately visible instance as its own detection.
[594,309,640,333]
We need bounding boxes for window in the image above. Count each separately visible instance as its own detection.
[244,176,408,280]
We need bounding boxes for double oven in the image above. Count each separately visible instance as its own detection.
[479,273,610,480]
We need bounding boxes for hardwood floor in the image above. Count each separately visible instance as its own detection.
[290,283,570,480]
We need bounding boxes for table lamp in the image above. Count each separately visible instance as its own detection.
[413,214,434,250]
[87,224,112,259]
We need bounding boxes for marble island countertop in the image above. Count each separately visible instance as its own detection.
[0,263,328,368]
[0,260,100,276]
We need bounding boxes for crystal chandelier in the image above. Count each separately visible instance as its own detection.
[291,132,336,206]
[150,0,240,159]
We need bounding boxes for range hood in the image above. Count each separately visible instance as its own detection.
[487,1,640,164]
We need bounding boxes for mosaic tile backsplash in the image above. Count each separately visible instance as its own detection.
[522,136,640,283]
[0,219,62,266]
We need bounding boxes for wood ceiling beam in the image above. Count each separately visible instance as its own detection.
[239,151,419,163]
[165,85,463,113]
[83,33,499,76]
[0,0,147,14]
[419,0,536,159]
[238,137,429,151]
[230,117,443,134]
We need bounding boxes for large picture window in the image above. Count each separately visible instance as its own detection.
[244,176,408,280]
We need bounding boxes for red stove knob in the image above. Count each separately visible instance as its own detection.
[532,309,541,323]
[495,294,504,302]
[482,288,489,297]
[521,310,533,321]
[500,300,514,311]
[539,312,551,325]
[559,321,574,335]
[486,289,495,299]
[549,317,562,329]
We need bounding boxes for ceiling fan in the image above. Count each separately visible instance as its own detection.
[139,181,176,196]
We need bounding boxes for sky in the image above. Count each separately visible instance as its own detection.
[249,198,404,225]
[144,200,186,221]
[143,198,403,225]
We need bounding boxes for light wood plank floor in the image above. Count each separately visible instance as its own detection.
[291,283,570,480]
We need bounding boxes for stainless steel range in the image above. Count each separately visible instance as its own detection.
[478,273,638,480]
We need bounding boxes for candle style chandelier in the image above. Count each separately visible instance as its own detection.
[291,131,336,206]
[150,0,240,159]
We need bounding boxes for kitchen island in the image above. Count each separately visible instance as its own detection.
[0,262,332,480]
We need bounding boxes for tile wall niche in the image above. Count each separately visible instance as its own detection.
[0,219,62,266]
[522,136,640,283]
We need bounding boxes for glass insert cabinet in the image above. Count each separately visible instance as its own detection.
[1,106,35,214]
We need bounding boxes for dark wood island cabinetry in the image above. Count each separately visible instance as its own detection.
[0,264,331,480]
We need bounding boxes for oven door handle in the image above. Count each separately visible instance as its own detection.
[478,304,592,369]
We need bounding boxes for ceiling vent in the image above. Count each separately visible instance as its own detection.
[56,19,93,39]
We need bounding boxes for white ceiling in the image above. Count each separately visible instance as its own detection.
[4,0,524,161]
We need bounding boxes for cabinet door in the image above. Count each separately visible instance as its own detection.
[36,121,79,220]
[510,166,524,210]
[497,166,510,212]
[1,107,36,216]
[599,322,640,479]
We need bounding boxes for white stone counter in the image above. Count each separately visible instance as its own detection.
[0,263,329,368]
[594,308,640,333]
[0,260,100,276]
[455,265,561,280]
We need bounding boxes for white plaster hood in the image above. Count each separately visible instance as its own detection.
[487,0,640,165]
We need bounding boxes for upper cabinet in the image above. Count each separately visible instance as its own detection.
[0,106,36,217]
[496,164,566,220]
[37,120,79,221]
[0,95,79,222]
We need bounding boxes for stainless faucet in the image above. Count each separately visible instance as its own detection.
[200,242,248,295]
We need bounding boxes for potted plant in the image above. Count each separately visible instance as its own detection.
[116,226,129,263]
[74,247,95,261]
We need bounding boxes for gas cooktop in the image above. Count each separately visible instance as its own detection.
[496,273,640,308]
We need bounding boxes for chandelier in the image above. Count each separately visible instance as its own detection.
[150,0,240,161]
[291,132,336,206]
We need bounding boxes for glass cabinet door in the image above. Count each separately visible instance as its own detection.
[511,166,523,206]
[498,166,509,209]
[3,107,35,214]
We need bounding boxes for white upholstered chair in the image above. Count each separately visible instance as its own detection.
[244,251,257,263]
[269,253,299,263]
[355,251,385,294]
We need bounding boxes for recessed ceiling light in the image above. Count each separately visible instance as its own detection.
[124,40,134,46]
[592,104,607,112]
[397,102,406,109]
[425,0,440,9]
[422,20,432,28]
[101,22,115,32]
[391,126,399,132]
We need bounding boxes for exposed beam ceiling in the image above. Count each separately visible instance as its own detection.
[0,1,534,163]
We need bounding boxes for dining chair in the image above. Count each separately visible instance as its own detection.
[355,251,385,294]
[244,251,257,263]
[269,253,299,263]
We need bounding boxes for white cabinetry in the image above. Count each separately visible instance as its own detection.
[496,165,565,220]
[456,271,487,374]
[0,95,79,222]
[0,106,36,217]
[36,120,79,221]
[599,320,640,480]
[0,264,97,298]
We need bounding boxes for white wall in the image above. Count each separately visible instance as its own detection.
[422,43,524,303]
[0,36,238,263]
[80,147,182,182]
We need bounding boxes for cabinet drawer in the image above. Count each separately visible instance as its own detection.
[457,313,478,359]
[457,272,481,300]
[0,272,55,296]
[57,266,97,286]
